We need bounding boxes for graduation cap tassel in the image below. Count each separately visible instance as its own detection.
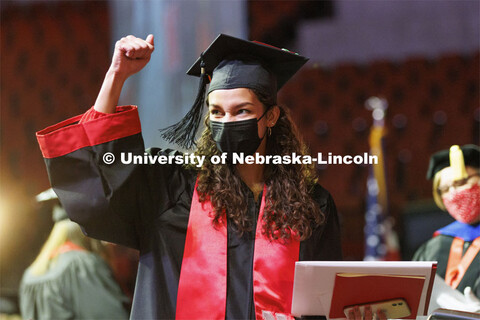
[160,54,209,149]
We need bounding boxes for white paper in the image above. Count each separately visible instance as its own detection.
[428,274,478,313]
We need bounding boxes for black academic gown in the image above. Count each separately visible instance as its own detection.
[37,106,343,319]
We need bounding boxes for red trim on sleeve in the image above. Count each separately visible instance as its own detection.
[37,105,142,159]
[79,106,109,123]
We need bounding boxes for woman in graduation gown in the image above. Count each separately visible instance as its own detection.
[20,193,129,319]
[413,145,480,301]
[36,34,343,319]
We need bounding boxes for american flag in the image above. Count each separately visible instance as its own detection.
[364,98,400,261]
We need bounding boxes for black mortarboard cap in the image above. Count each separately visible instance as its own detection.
[187,34,308,92]
[426,144,480,179]
[160,33,308,149]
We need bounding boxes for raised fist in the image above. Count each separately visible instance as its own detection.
[109,34,155,79]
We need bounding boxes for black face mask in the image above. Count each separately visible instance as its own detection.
[210,110,268,159]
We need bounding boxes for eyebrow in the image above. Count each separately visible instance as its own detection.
[208,102,255,109]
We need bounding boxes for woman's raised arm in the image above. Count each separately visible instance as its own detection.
[94,34,154,114]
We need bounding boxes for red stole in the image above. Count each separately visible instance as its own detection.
[49,241,86,258]
[445,237,480,289]
[176,182,300,320]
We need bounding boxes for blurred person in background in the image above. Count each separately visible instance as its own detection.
[19,189,129,320]
[413,144,480,312]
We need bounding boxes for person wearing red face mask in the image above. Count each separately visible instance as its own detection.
[413,144,480,302]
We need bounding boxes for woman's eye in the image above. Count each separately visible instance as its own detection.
[237,109,250,115]
[210,109,220,115]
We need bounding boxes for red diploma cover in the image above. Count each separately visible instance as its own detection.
[329,273,426,319]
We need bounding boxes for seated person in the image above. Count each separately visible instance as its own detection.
[413,144,480,310]
[20,189,129,320]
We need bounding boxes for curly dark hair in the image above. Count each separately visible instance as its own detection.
[191,89,325,241]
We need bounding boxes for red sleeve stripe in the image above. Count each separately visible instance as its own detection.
[79,106,110,123]
[37,105,142,159]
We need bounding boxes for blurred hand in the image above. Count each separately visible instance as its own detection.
[347,306,387,320]
[109,34,154,80]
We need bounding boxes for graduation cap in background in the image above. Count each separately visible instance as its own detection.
[160,34,309,149]
[36,188,68,222]
[426,144,480,180]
